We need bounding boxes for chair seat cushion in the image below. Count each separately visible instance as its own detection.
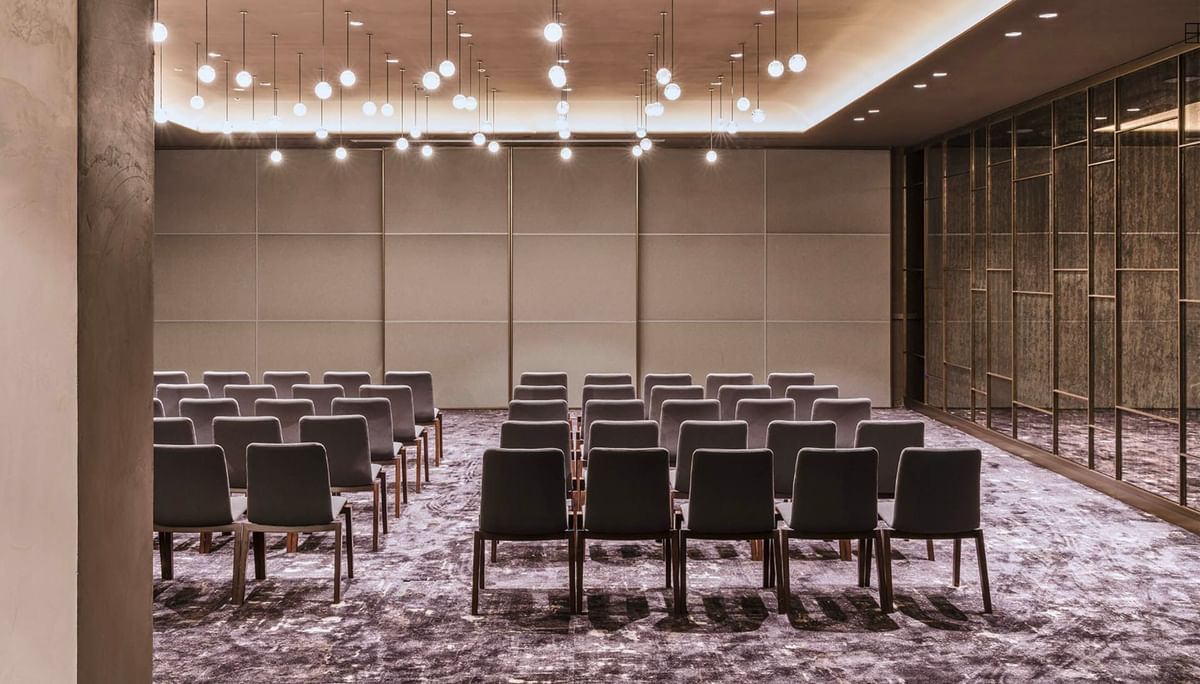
[331,495,348,520]
[230,496,248,522]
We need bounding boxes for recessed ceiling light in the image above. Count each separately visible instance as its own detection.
[446,9,456,15]
[259,81,271,86]
[562,87,573,92]
[386,58,399,63]
[557,58,570,63]
[710,81,722,86]
[349,19,363,26]
[853,116,865,122]
[1038,12,1058,19]
[868,109,880,114]
[173,66,184,72]
[459,31,472,37]
[233,87,246,91]
[913,83,927,89]
[730,52,743,58]
[208,51,221,58]
[1126,107,1141,112]
[932,71,948,77]
[1005,31,1023,37]
[1094,116,1108,120]
[759,9,775,15]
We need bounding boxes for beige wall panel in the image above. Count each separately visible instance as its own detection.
[258,235,382,321]
[153,234,256,321]
[385,234,509,321]
[767,322,890,405]
[767,149,890,234]
[513,234,637,322]
[154,322,257,380]
[257,321,383,380]
[766,234,890,321]
[512,148,636,234]
[639,234,765,321]
[639,321,766,382]
[155,150,256,234]
[385,322,509,408]
[258,149,381,233]
[640,149,764,233]
[385,148,509,234]
[513,322,637,406]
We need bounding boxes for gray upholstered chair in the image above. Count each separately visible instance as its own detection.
[154,371,189,387]
[153,444,246,598]
[786,384,840,421]
[767,372,816,398]
[520,371,569,390]
[224,384,277,416]
[658,399,721,465]
[202,371,252,398]
[588,419,660,451]
[154,417,196,445]
[704,372,754,399]
[648,384,704,423]
[581,399,644,459]
[676,448,782,617]
[576,447,674,613]
[498,420,572,491]
[254,398,316,442]
[213,416,283,491]
[292,383,346,416]
[512,384,568,402]
[361,384,429,503]
[811,397,873,448]
[642,372,693,407]
[765,420,837,498]
[178,398,240,444]
[777,447,885,614]
[471,447,575,615]
[508,399,570,423]
[153,398,165,418]
[877,448,991,614]
[584,372,634,386]
[323,371,372,398]
[581,383,637,407]
[855,420,926,498]
[673,420,748,499]
[156,383,210,417]
[238,442,353,604]
[262,370,310,399]
[735,398,796,448]
[717,384,772,421]
[332,398,397,526]
[299,415,386,551]
[383,371,442,468]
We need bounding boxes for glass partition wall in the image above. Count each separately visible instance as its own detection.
[902,48,1200,510]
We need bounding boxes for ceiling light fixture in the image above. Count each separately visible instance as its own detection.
[549,11,568,89]
[736,43,751,111]
[439,2,457,77]
[395,66,409,148]
[191,43,206,108]
[727,60,738,133]
[452,25,467,108]
[751,23,766,123]
[656,11,672,85]
[767,0,785,77]
[706,86,717,163]
[315,0,332,99]
[544,0,563,42]
[339,11,356,86]
[481,75,493,131]
[154,28,168,123]
[334,85,347,159]
[913,82,927,88]
[787,0,806,72]
[853,116,865,122]
[362,34,377,115]
[235,11,253,88]
[868,108,879,114]
[488,88,501,152]
[198,2,216,83]
[381,53,395,116]
[423,0,441,89]
[152,0,168,43]
[410,80,423,138]
[645,52,664,116]
[422,143,434,157]
[473,71,487,144]
[933,71,948,77]
[349,19,363,27]
[663,1,682,100]
[1038,12,1058,19]
[1005,30,1022,37]
[270,34,282,158]
[466,52,480,110]
[560,146,572,160]
[222,61,233,132]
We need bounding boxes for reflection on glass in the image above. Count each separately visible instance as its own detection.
[1057,394,1089,466]
[926,144,943,195]
[1014,177,1051,293]
[1016,104,1052,177]
[1015,294,1052,409]
[1089,81,1115,162]
[1117,58,1177,131]
[1090,163,1115,296]
[989,118,1012,165]
[1055,272,1089,397]
[1054,90,1087,146]
[1185,50,1200,144]
[973,127,987,189]
[1053,144,1088,269]
[947,133,971,177]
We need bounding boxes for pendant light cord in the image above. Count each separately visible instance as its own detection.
[344,11,351,70]
[194,43,200,95]
[773,0,779,61]
[224,60,229,121]
[367,33,373,100]
[240,11,247,72]
[740,42,746,98]
[297,53,303,104]
[272,33,278,117]
[754,24,761,105]
[457,25,464,92]
[429,0,434,70]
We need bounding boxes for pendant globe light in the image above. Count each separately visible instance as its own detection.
[452,27,467,108]
[381,53,395,116]
[315,0,332,99]
[663,1,681,101]
[543,0,563,42]
[481,82,494,132]
[706,87,717,163]
[362,33,377,115]
[726,60,738,134]
[293,53,308,115]
[767,0,785,78]
[735,42,750,111]
[339,12,356,86]
[465,57,480,111]
[197,1,216,83]
[438,4,456,77]
[334,87,347,160]
[419,93,434,158]
[235,12,253,88]
[635,84,646,138]
[751,24,766,123]
[788,0,807,72]
[655,12,671,85]
[395,70,409,148]
[315,93,328,139]
[487,88,501,153]
[472,71,486,145]
[269,37,282,163]
[190,43,206,109]
[548,8,567,88]
[422,0,441,89]
[152,0,168,43]
[410,80,423,138]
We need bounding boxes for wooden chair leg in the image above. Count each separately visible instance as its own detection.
[857,538,869,587]
[926,539,936,561]
[199,532,212,554]
[663,535,672,589]
[379,472,389,534]
[414,443,423,494]
[879,530,894,613]
[286,532,298,552]
[435,414,444,466]
[976,531,993,613]
[777,530,790,615]
[158,532,174,580]
[333,523,342,604]
[953,538,962,587]
[568,533,577,615]
[471,533,481,615]
[839,539,852,561]
[479,536,487,590]
[676,534,688,617]
[233,527,248,604]
[423,434,432,481]
[397,453,407,509]
[252,531,267,580]
[490,539,497,562]
[371,485,380,552]
[344,507,355,578]
[761,537,773,588]
[861,536,873,588]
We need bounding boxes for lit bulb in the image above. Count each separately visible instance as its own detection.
[362,100,377,116]
[481,120,493,133]
[751,108,766,124]
[293,101,308,116]
[189,94,205,109]
[767,59,785,78]
[736,96,751,112]
[787,53,807,73]
[705,149,718,163]
[154,108,169,124]
[635,127,646,139]
[339,69,356,87]
[197,63,216,83]
[631,144,644,158]
[543,21,563,43]
[548,65,567,88]
[334,146,348,160]
[452,93,467,109]
[381,102,395,117]
[487,140,500,153]
[152,21,169,43]
[472,132,486,145]
[395,136,409,150]
[465,95,478,111]
[235,70,252,88]
[558,128,571,139]
[663,82,681,101]
[315,80,333,99]
[421,70,440,90]
[560,147,572,160]
[421,144,434,158]
[656,67,672,85]
[269,114,281,129]
[556,100,570,115]
[726,120,738,134]
[410,127,423,139]
[639,137,652,151]
[269,149,283,164]
[646,102,664,117]
[221,120,234,134]
[315,126,329,139]
[556,115,570,131]
[438,59,456,78]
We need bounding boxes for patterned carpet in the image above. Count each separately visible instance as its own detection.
[153,409,1200,682]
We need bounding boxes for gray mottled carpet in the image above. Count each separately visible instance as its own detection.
[153,409,1200,682]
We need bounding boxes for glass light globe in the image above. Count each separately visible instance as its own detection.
[421,70,440,90]
[269,149,283,164]
[189,94,205,109]
[736,96,751,112]
[548,65,567,88]
[293,101,308,116]
[154,108,169,124]
[487,140,500,153]
[315,126,329,139]
[705,149,718,163]
[465,95,478,111]
[410,127,423,139]
[152,22,169,43]
[472,132,486,145]
[647,101,664,117]
[197,63,216,83]
[339,69,356,87]
[639,137,652,151]
[315,80,333,99]
[438,59,456,78]
[334,146,348,160]
[395,136,409,150]
[556,115,569,131]
[656,67,672,85]
[269,114,281,129]
[481,120,494,133]
[726,120,738,134]
[631,144,644,157]
[381,102,395,117]
[635,127,646,139]
[751,108,766,124]
[362,100,377,116]
[543,22,563,43]
[452,93,467,109]
[767,59,785,78]
[421,144,434,158]
[556,100,570,115]
[558,128,570,139]
[560,147,572,160]
[235,70,252,88]
[788,53,807,73]
[663,82,681,101]
[221,120,234,134]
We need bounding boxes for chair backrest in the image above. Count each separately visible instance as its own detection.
[332,397,395,462]
[519,371,569,389]
[292,383,346,416]
[704,372,754,399]
[584,448,672,535]
[674,420,748,496]
[647,384,704,422]
[383,371,437,422]
[178,398,240,444]
[642,372,693,408]
[499,420,571,487]
[299,415,375,488]
[658,399,721,461]
[360,384,418,441]
[478,448,568,536]
[212,416,283,489]
[262,370,310,399]
[323,371,372,398]
[507,399,569,423]
[254,398,316,442]
[581,384,637,411]
[735,398,797,449]
[717,384,772,421]
[154,371,189,387]
[224,384,278,416]
[584,372,634,386]
[155,383,210,417]
[811,397,873,448]
[686,448,775,535]
[202,371,252,398]
[581,399,645,456]
[152,398,165,418]
[153,417,196,445]
[892,448,982,534]
[246,442,336,526]
[786,384,840,421]
[767,372,816,398]
[588,420,660,451]
[855,420,925,497]
[512,384,567,402]
[788,447,879,534]
[154,444,235,527]
[765,420,837,498]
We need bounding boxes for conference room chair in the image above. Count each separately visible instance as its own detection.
[292,383,346,416]
[152,398,165,418]
[658,399,721,465]
[212,416,283,492]
[383,371,443,468]
[855,420,926,499]
[153,417,196,446]
[323,371,372,398]
[877,448,991,614]
[580,398,644,460]
[512,384,568,402]
[156,383,209,417]
[672,420,747,500]
[224,384,277,416]
[519,371,569,391]
[153,444,246,601]
[332,397,399,520]
[648,384,704,424]
[254,398,316,442]
[262,370,310,399]
[704,372,754,399]
[767,372,816,398]
[508,399,570,423]
[202,371,252,398]
[717,384,771,421]
[238,442,353,604]
[581,383,637,407]
[641,373,693,417]
[575,447,674,614]
[811,397,873,448]
[776,447,886,614]
[588,419,660,451]
[362,384,428,502]
[497,419,574,561]
[299,415,385,552]
[178,398,239,444]
[786,384,840,421]
[676,448,782,618]
[154,371,189,387]
[583,372,634,386]
[765,420,837,499]
[471,447,576,615]
[735,398,797,449]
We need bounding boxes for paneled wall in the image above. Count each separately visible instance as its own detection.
[156,146,890,407]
